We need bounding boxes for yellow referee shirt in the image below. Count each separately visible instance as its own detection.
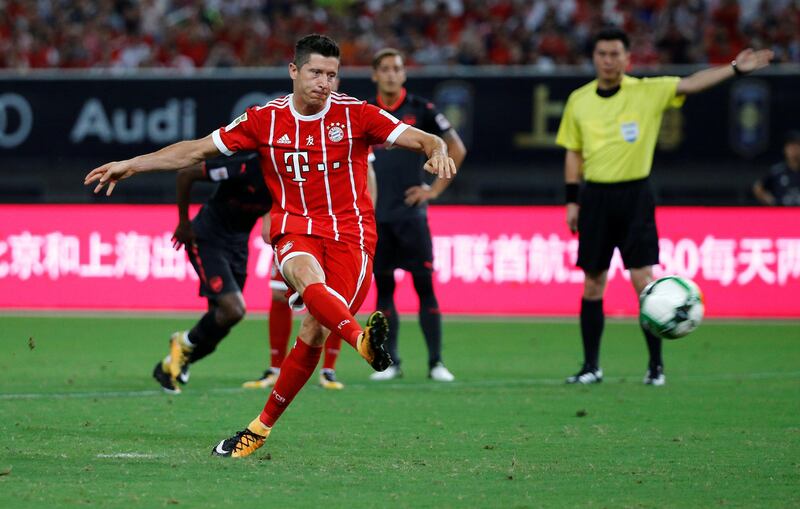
[556,75,685,183]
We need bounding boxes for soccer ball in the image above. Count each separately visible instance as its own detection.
[639,276,704,339]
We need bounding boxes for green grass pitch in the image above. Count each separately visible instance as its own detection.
[0,315,798,508]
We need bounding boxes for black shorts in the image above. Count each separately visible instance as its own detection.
[374,217,434,274]
[577,178,659,272]
[186,238,248,299]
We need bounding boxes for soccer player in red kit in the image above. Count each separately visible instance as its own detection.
[84,34,456,458]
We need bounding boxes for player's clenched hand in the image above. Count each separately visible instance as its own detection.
[566,203,579,234]
[84,161,137,196]
[423,154,456,179]
[404,184,436,206]
[172,220,196,250]
[734,48,774,73]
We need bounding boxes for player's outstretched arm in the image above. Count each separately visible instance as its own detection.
[393,127,457,179]
[84,135,221,196]
[676,48,774,95]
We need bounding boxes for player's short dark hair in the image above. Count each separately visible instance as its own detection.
[372,48,404,69]
[294,34,340,68]
[784,130,800,145]
[592,27,630,51]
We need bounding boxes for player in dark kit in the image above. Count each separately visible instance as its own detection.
[153,151,270,393]
[753,130,800,206]
[368,48,467,382]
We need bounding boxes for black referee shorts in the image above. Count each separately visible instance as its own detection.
[577,178,659,272]
[374,216,434,274]
[186,238,248,299]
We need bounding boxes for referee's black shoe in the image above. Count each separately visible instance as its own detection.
[565,364,603,384]
[643,365,665,386]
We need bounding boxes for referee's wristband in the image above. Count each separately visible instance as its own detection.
[565,183,579,204]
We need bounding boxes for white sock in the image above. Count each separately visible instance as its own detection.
[180,331,194,348]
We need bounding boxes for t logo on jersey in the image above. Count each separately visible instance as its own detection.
[284,151,342,181]
[284,151,310,182]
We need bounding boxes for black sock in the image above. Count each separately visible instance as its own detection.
[580,298,604,369]
[642,327,663,369]
[187,311,231,363]
[412,272,442,369]
[375,271,400,366]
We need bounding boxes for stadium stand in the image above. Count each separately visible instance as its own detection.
[1,0,799,70]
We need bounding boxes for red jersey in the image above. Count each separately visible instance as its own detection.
[212,92,409,255]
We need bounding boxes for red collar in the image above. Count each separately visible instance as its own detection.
[376,87,407,112]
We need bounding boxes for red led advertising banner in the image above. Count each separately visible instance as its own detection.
[1,205,798,317]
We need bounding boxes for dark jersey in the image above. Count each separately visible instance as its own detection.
[368,88,453,222]
[192,151,272,243]
[760,162,800,206]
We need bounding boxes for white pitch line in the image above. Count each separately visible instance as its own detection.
[0,388,242,400]
[96,453,160,459]
[1,371,798,401]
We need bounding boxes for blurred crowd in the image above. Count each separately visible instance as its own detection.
[1,0,799,70]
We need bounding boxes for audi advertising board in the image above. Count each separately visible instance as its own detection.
[1,71,799,165]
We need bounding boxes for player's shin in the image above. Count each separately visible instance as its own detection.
[259,338,322,427]
[642,327,663,369]
[322,335,342,370]
[269,299,293,368]
[187,311,232,363]
[580,298,604,370]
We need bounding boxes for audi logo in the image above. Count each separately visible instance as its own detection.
[0,93,33,148]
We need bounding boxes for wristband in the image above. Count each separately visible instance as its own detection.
[565,183,579,204]
[731,60,745,76]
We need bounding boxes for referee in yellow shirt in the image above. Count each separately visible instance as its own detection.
[556,27,772,386]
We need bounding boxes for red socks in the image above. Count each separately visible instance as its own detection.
[260,338,321,427]
[268,299,293,368]
[322,335,342,370]
[259,283,353,428]
[302,282,362,349]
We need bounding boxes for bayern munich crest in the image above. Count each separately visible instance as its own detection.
[327,122,345,143]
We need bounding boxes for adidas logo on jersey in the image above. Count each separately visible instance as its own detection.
[277,134,291,144]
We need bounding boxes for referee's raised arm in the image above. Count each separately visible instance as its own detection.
[676,48,774,95]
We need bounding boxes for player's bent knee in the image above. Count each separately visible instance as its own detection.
[298,316,325,347]
[217,293,247,325]
[219,305,246,325]
[283,255,325,294]
[411,271,436,297]
[271,289,288,303]
[582,270,608,299]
